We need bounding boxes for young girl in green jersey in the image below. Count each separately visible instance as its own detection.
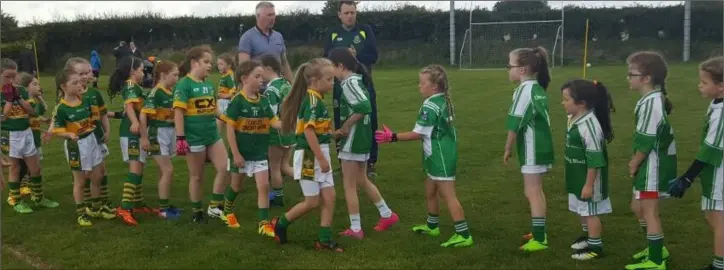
[271,58,343,252]
[260,54,294,208]
[110,56,152,226]
[51,70,105,226]
[625,51,677,270]
[140,60,181,219]
[503,47,554,252]
[376,65,472,248]
[328,48,399,239]
[220,60,281,236]
[669,56,724,270]
[64,58,115,217]
[560,79,615,261]
[216,53,236,135]
[1,58,56,214]
[174,45,229,224]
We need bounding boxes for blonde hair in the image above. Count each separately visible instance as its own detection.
[700,56,724,84]
[280,58,333,134]
[420,64,455,122]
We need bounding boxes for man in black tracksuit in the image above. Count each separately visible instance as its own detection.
[323,0,380,177]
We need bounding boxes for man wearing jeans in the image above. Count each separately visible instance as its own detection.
[323,0,379,177]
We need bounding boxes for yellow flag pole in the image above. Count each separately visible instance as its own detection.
[582,19,589,79]
[32,39,40,83]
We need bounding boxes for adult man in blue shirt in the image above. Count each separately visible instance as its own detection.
[323,0,380,177]
[238,1,293,81]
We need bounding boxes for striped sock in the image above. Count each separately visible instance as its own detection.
[91,197,101,211]
[581,223,588,233]
[454,220,470,238]
[426,214,439,229]
[29,176,43,201]
[76,203,85,216]
[714,256,723,270]
[223,187,238,215]
[158,199,170,211]
[532,217,546,242]
[121,173,141,210]
[647,233,664,264]
[587,237,603,250]
[8,182,21,204]
[134,175,145,207]
[83,179,91,207]
[191,201,203,213]
[100,175,109,204]
[209,193,224,208]
[273,188,283,199]
[638,220,647,234]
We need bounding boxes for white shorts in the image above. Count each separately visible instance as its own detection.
[100,143,109,158]
[149,127,176,157]
[568,194,613,217]
[228,159,269,177]
[338,151,369,162]
[1,128,38,159]
[294,144,334,197]
[189,138,220,153]
[521,164,552,174]
[120,137,147,163]
[64,135,104,171]
[702,196,724,211]
[217,99,231,115]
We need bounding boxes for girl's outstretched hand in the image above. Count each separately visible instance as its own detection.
[375,125,394,144]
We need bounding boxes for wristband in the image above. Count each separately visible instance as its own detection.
[391,133,398,142]
[177,135,186,140]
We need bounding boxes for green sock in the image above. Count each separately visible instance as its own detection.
[273,188,283,200]
[426,213,439,229]
[318,226,332,243]
[454,220,470,238]
[76,203,85,216]
[100,175,109,203]
[278,215,291,229]
[223,187,238,215]
[29,176,43,201]
[191,201,203,213]
[639,220,647,234]
[587,237,603,250]
[714,256,723,270]
[647,233,664,264]
[83,179,91,207]
[8,182,21,203]
[121,173,141,210]
[532,217,546,242]
[159,199,170,210]
[209,193,224,208]
[259,208,269,221]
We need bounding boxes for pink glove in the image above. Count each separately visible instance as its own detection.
[176,136,190,156]
[374,124,396,144]
[2,84,16,103]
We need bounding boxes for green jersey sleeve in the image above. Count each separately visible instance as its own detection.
[413,102,439,137]
[578,120,606,168]
[141,89,158,115]
[124,83,142,104]
[220,95,242,125]
[51,104,67,133]
[95,90,107,115]
[344,78,372,114]
[633,98,662,153]
[265,86,282,115]
[506,86,533,132]
[696,105,723,166]
[173,81,190,110]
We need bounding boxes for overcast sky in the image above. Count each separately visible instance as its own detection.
[3,1,684,27]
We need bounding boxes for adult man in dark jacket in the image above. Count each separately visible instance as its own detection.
[112,41,130,66]
[323,0,380,177]
[16,43,37,75]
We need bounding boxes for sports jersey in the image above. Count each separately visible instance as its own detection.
[82,87,107,142]
[51,98,96,138]
[696,99,723,200]
[218,71,236,96]
[295,89,331,150]
[28,96,47,146]
[119,81,144,138]
[220,91,277,161]
[506,80,555,166]
[564,111,609,201]
[265,77,295,146]
[173,76,219,146]
[632,90,677,192]
[141,86,175,128]
[412,93,457,178]
[338,74,372,154]
[0,86,31,131]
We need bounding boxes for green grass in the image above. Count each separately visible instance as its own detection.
[1,64,716,269]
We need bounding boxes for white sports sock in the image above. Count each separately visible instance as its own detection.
[350,214,362,232]
[375,200,392,218]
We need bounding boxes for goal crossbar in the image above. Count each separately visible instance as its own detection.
[471,19,562,26]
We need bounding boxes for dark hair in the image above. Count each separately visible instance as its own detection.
[420,65,455,122]
[338,0,357,12]
[259,54,282,74]
[627,51,673,115]
[511,46,551,90]
[179,45,213,78]
[109,56,142,101]
[153,60,178,85]
[561,79,615,143]
[700,56,724,84]
[280,58,333,134]
[18,72,35,88]
[236,60,262,89]
[55,70,72,99]
[218,53,236,74]
[327,47,374,89]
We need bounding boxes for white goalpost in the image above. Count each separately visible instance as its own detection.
[459,8,565,70]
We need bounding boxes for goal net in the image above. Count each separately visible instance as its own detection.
[459,18,564,70]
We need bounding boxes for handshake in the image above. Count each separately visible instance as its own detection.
[2,84,21,103]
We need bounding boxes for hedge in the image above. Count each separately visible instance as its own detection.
[1,3,722,71]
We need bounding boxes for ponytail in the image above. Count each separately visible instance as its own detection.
[593,81,615,142]
[108,56,142,101]
[660,82,673,115]
[532,47,551,90]
[281,64,309,134]
[179,60,191,78]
